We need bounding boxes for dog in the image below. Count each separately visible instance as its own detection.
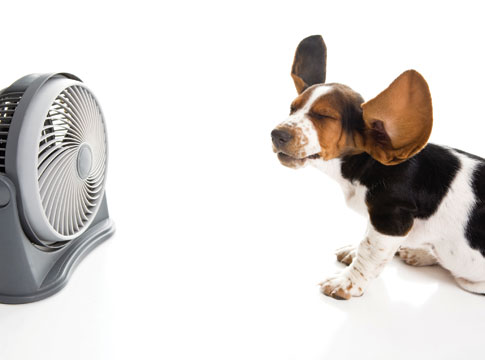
[271,35,485,300]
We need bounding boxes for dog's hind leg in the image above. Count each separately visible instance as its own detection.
[397,246,438,266]
[455,277,485,294]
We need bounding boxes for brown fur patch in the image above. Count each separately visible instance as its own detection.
[361,70,433,165]
[290,86,317,113]
[333,287,351,300]
[291,74,308,95]
[305,85,362,160]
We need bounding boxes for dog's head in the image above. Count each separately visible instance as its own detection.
[272,35,433,168]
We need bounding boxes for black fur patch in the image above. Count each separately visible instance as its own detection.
[341,144,461,236]
[460,151,485,256]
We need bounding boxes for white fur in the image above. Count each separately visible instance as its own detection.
[311,150,485,297]
[350,224,406,282]
[405,150,485,287]
[321,224,406,299]
[309,158,368,216]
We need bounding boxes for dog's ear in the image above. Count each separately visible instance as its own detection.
[361,70,433,165]
[291,35,327,94]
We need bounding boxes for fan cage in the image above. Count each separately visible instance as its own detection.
[0,92,23,173]
[37,85,107,238]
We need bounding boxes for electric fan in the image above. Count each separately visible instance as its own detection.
[0,73,115,304]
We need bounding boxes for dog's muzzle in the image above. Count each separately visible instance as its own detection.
[271,129,293,149]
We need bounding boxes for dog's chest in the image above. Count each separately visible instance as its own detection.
[341,181,368,215]
[310,158,369,216]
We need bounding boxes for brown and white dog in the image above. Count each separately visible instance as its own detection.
[271,35,485,300]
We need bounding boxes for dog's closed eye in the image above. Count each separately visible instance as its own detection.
[309,111,332,120]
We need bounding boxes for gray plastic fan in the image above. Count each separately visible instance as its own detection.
[0,73,114,304]
[36,84,107,240]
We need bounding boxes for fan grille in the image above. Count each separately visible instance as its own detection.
[0,92,23,173]
[37,85,107,237]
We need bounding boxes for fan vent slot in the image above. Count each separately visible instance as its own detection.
[0,92,23,173]
[37,86,107,237]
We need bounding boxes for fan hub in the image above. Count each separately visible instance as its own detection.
[77,143,93,180]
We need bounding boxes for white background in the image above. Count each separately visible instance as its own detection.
[1,1,485,359]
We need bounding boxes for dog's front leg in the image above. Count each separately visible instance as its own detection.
[320,223,407,300]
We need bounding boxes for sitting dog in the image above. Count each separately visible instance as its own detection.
[271,35,485,300]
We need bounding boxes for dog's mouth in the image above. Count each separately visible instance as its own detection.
[276,151,321,168]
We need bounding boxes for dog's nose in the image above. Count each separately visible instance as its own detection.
[271,129,293,147]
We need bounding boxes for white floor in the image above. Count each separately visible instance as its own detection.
[1,163,484,360]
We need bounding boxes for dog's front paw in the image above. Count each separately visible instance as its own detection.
[319,272,364,300]
[335,244,357,266]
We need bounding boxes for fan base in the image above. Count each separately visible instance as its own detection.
[0,175,115,304]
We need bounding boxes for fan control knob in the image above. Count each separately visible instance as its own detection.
[0,179,10,208]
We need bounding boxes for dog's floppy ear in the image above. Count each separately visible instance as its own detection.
[361,70,433,165]
[291,35,327,94]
